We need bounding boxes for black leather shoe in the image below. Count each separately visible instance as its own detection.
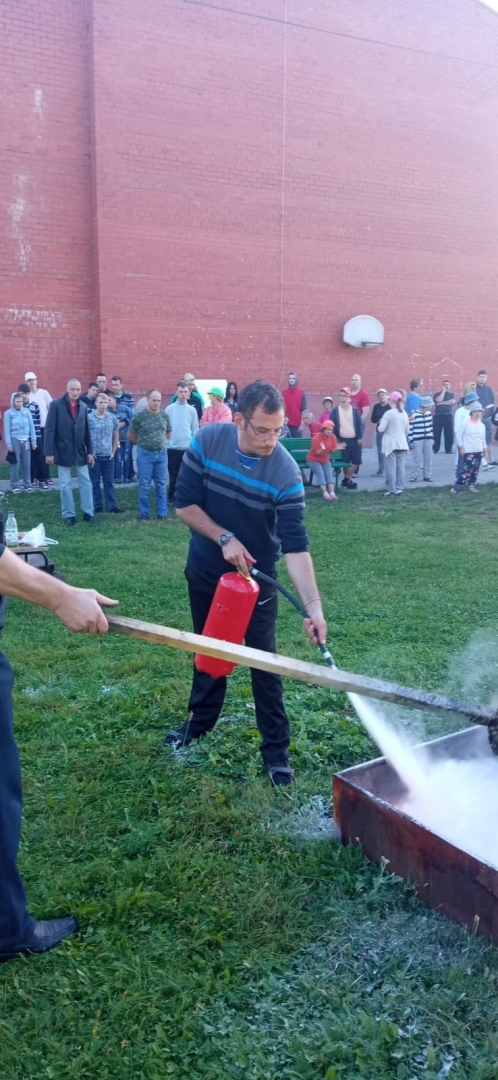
[82,513,96,523]
[64,517,77,527]
[0,916,78,963]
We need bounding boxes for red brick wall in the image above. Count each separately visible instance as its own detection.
[2,0,498,407]
[0,0,95,406]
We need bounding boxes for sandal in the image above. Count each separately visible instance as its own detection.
[267,765,295,787]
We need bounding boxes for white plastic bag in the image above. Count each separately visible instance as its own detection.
[19,523,58,547]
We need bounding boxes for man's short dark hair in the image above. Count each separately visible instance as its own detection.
[111,375,123,383]
[237,380,284,418]
[96,372,107,379]
[409,378,421,391]
[13,392,24,400]
[87,381,98,390]
[18,383,30,393]
[478,369,486,376]
[177,380,188,389]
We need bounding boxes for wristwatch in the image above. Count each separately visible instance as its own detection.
[218,532,235,546]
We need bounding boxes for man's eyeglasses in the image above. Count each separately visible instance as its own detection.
[244,417,284,440]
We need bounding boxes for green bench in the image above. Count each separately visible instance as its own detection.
[282,438,348,493]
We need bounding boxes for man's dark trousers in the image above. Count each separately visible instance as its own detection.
[168,448,186,503]
[31,438,45,484]
[185,567,290,767]
[433,414,454,453]
[0,652,34,950]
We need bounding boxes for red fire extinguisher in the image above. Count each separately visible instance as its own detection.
[195,572,260,678]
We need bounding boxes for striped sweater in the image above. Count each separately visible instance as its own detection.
[409,410,433,442]
[175,422,308,581]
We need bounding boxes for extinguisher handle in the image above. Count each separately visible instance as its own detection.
[249,567,335,668]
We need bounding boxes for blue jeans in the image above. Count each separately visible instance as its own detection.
[309,460,334,487]
[114,441,132,483]
[57,465,94,520]
[89,457,117,511]
[0,652,35,949]
[136,446,168,519]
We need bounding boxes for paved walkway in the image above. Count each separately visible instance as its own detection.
[1,449,497,497]
[344,447,498,493]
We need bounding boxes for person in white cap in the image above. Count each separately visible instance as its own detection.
[25,373,53,484]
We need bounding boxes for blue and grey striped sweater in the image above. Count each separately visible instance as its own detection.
[175,423,308,581]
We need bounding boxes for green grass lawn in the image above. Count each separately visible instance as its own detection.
[2,484,498,1079]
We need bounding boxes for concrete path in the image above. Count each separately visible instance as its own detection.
[1,449,497,498]
[343,447,498,493]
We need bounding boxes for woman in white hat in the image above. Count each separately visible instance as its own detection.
[450,402,486,494]
[25,373,53,484]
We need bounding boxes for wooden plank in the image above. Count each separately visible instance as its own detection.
[106,615,497,727]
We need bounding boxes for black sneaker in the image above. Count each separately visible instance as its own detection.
[345,479,357,490]
[82,513,96,523]
[340,478,348,488]
[109,507,125,514]
[163,722,196,748]
[64,517,77,527]
[267,764,295,787]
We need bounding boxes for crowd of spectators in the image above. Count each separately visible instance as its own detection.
[2,367,497,518]
[281,368,498,498]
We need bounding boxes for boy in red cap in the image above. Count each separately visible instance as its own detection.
[306,420,345,500]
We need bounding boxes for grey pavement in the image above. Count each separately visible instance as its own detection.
[1,450,497,498]
[345,447,498,493]
[301,445,498,494]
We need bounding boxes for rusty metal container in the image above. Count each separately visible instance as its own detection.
[333,725,498,943]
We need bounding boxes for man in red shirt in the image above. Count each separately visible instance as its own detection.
[282,373,307,437]
[350,374,371,425]
[350,374,370,478]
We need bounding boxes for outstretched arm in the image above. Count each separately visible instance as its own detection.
[0,546,118,634]
[283,551,327,645]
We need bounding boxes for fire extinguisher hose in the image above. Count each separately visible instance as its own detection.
[249,567,336,670]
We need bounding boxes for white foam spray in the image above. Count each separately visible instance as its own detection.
[349,691,498,870]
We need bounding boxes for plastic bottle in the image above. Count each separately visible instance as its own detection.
[195,572,260,677]
[5,510,19,546]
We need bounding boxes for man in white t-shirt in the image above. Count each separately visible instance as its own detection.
[25,372,53,483]
[165,380,199,503]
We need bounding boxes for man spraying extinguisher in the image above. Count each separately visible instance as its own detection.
[163,380,326,787]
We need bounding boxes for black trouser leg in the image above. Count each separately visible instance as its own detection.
[244,586,290,766]
[0,652,34,948]
[186,578,227,735]
[433,415,443,453]
[39,429,50,480]
[31,438,44,483]
[186,570,290,764]
[443,416,454,453]
[168,449,185,502]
